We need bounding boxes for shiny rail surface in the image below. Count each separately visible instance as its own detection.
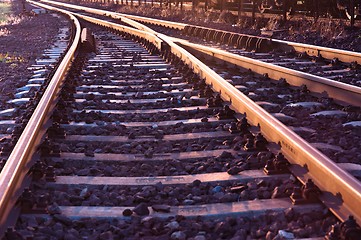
[0,2,81,236]
[39,0,361,107]
[35,1,361,226]
[159,32,361,226]
[174,38,361,107]
[0,2,356,236]
[41,0,361,64]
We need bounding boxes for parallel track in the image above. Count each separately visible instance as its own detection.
[0,1,360,238]
[41,0,361,61]
[40,0,361,105]
[0,3,82,236]
[37,2,361,219]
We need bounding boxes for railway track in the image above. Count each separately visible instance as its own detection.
[40,1,361,89]
[0,1,360,239]
[40,1,361,153]
[40,0,361,179]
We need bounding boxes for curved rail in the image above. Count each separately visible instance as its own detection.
[0,2,81,236]
[44,0,361,64]
[158,32,361,226]
[72,12,163,49]
[272,39,361,64]
[36,2,361,226]
[39,0,361,106]
[173,37,361,107]
[115,12,186,31]
[133,18,361,64]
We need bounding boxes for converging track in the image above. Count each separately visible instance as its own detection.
[40,0,361,104]
[0,1,360,239]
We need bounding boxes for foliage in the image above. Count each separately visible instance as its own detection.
[0,2,11,23]
[0,53,26,63]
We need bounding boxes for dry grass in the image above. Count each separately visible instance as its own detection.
[0,53,26,63]
[0,14,26,36]
[0,2,10,22]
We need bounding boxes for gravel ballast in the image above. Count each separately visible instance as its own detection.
[0,1,65,110]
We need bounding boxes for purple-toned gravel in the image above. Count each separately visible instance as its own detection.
[0,1,65,110]
[10,208,337,239]
[71,1,361,52]
[31,177,292,207]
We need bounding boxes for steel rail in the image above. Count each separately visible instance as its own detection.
[157,32,361,225]
[0,2,81,236]
[172,37,361,107]
[49,0,360,106]
[116,12,186,30]
[39,0,165,41]
[36,3,361,225]
[42,0,361,64]
[146,14,361,64]
[70,11,163,49]
[127,16,361,63]
[271,39,361,64]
